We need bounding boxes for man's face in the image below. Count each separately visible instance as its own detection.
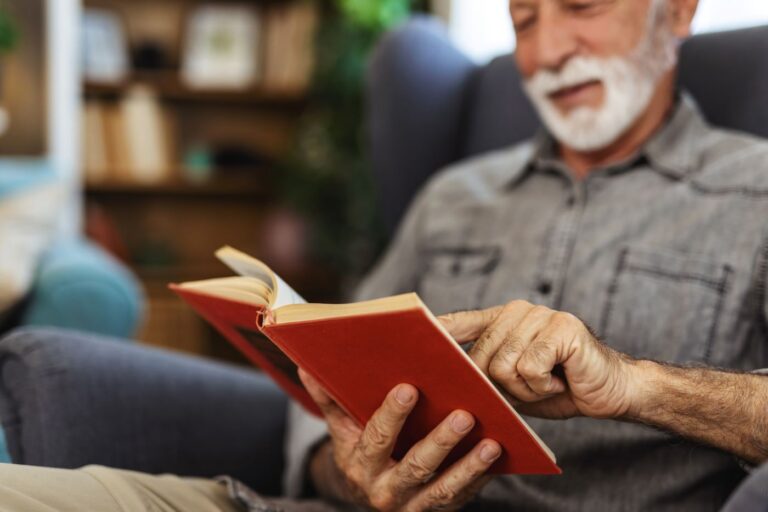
[512,0,653,114]
[511,0,679,152]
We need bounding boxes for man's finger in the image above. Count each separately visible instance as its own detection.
[517,335,567,397]
[486,305,554,400]
[354,384,419,471]
[473,301,541,375]
[408,439,501,511]
[388,410,476,494]
[438,306,503,342]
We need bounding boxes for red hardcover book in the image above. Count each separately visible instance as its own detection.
[171,247,560,475]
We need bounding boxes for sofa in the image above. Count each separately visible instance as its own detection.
[0,158,143,462]
[0,16,767,509]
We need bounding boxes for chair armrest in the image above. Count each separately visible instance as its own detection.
[21,241,143,337]
[0,327,288,495]
[21,241,144,339]
[367,15,477,235]
[722,462,768,511]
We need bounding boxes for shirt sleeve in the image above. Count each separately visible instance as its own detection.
[282,186,431,498]
[0,183,62,313]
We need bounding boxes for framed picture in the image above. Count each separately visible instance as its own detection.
[181,4,261,90]
[81,8,129,84]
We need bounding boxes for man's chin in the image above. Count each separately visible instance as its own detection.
[547,100,603,122]
[543,114,623,153]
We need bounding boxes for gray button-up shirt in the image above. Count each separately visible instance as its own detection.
[284,95,768,511]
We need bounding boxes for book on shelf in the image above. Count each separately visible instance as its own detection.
[262,3,318,94]
[83,86,175,185]
[171,247,561,475]
[82,101,111,182]
[119,86,174,183]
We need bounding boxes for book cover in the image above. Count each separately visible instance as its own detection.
[171,248,561,475]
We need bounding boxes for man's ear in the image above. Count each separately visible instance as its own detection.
[668,0,699,38]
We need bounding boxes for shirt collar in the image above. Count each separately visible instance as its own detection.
[515,91,710,186]
[642,92,710,180]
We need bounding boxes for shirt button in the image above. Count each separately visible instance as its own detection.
[537,281,553,295]
[566,196,576,207]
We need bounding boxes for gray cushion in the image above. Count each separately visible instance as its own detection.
[678,24,768,138]
[721,462,768,512]
[462,54,539,158]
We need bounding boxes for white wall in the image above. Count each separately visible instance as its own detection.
[47,0,82,235]
[692,0,768,33]
[432,0,515,63]
[435,0,768,64]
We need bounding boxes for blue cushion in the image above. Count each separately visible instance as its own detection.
[0,427,8,463]
[22,241,144,339]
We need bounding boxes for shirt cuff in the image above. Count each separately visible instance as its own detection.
[283,401,329,498]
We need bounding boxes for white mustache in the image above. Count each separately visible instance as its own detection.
[526,56,615,98]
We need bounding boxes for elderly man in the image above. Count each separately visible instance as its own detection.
[288,0,768,510]
[1,0,766,510]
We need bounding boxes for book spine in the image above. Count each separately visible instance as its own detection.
[255,307,275,328]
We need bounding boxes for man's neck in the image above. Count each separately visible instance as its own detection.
[559,73,677,180]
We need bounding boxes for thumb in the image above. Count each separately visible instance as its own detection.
[438,306,503,342]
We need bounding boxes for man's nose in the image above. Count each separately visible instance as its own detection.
[535,6,579,72]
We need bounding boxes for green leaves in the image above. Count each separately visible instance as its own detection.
[281,0,423,276]
[335,0,411,31]
[0,8,18,54]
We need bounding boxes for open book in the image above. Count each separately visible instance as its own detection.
[171,247,560,475]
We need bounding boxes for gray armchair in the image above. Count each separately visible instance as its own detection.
[0,15,767,507]
[0,328,287,495]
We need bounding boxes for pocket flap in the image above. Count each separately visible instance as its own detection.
[621,246,730,289]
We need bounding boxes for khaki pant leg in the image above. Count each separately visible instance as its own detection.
[0,464,243,512]
[0,463,125,512]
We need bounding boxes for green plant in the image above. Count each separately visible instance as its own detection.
[280,0,426,283]
[0,6,18,54]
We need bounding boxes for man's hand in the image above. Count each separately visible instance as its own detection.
[299,369,501,511]
[440,300,638,420]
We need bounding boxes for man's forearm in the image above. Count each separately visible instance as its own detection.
[626,360,768,464]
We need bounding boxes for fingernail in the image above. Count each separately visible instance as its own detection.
[480,443,501,463]
[395,385,415,405]
[450,412,473,433]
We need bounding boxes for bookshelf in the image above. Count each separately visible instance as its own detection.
[84,72,308,105]
[81,0,324,359]
[85,174,268,197]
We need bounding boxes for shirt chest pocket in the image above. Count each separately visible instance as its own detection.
[417,246,501,315]
[599,247,733,364]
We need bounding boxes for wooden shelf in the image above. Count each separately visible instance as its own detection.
[138,264,232,283]
[85,72,307,106]
[85,176,269,197]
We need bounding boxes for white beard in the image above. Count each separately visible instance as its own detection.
[522,1,678,152]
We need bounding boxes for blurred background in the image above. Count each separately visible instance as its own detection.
[0,0,766,362]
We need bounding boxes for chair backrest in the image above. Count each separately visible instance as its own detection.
[367,17,768,234]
